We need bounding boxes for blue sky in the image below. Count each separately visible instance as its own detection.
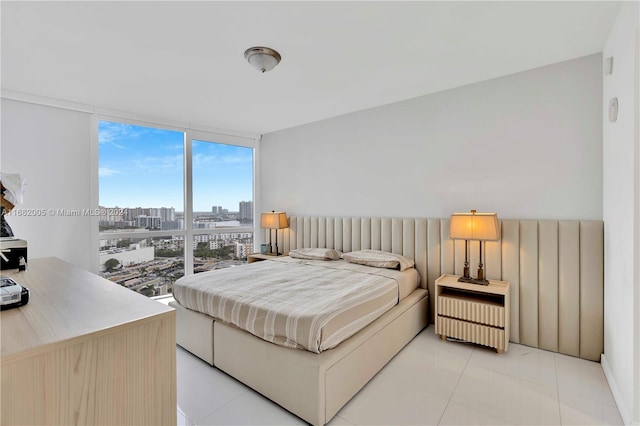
[99,121,253,212]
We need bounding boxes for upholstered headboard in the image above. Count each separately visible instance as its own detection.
[267,216,603,361]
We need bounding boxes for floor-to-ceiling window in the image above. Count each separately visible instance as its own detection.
[98,119,256,297]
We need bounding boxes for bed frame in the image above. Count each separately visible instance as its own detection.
[170,215,604,425]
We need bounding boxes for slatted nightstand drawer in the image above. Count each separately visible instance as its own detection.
[435,316,506,351]
[437,293,505,327]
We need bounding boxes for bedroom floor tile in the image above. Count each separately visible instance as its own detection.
[336,373,450,425]
[177,360,250,423]
[558,392,624,425]
[175,326,623,426]
[379,343,467,400]
[177,345,209,377]
[438,400,510,425]
[177,408,195,426]
[555,352,617,406]
[451,365,561,425]
[196,390,306,425]
[467,341,558,388]
[326,415,356,425]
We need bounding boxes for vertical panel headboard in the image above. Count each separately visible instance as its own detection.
[269,216,603,361]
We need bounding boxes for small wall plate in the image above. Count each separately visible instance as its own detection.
[604,57,614,75]
[609,97,618,123]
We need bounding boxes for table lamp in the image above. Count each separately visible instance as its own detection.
[260,211,288,255]
[449,210,500,285]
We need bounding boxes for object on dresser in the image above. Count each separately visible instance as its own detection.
[18,256,27,271]
[0,207,12,238]
[0,276,29,310]
[0,238,28,271]
[0,173,26,238]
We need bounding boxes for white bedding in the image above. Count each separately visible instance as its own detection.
[172,257,419,353]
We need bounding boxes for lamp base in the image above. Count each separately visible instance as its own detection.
[457,276,490,286]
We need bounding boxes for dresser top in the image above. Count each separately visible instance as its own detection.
[1,257,174,360]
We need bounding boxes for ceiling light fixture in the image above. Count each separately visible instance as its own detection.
[244,46,281,73]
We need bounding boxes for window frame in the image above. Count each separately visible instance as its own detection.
[94,113,260,278]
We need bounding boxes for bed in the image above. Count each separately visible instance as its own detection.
[170,248,429,426]
[172,255,421,353]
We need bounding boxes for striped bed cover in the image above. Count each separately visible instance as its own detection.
[173,257,418,353]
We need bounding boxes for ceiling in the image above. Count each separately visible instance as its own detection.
[1,1,621,135]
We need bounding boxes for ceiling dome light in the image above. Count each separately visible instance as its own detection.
[244,46,281,73]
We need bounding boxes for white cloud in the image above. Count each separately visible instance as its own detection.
[192,153,251,167]
[133,154,183,173]
[98,122,142,145]
[99,167,122,177]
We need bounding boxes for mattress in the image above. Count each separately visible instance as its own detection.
[172,257,419,353]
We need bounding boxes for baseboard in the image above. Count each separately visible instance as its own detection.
[601,353,637,425]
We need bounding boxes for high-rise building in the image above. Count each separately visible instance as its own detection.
[212,205,222,214]
[147,207,175,221]
[99,206,125,224]
[136,215,161,229]
[239,201,253,221]
[160,220,182,230]
[235,241,253,258]
[160,207,175,221]
[125,207,143,221]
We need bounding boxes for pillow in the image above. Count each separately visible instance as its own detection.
[288,248,342,261]
[342,249,415,271]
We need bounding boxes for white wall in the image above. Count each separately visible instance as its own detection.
[1,99,94,271]
[261,54,603,220]
[601,2,640,424]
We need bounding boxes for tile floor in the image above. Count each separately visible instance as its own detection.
[176,326,623,425]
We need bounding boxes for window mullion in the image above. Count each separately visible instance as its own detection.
[184,130,194,276]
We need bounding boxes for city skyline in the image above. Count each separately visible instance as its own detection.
[98,202,254,232]
[98,205,252,215]
[99,121,253,212]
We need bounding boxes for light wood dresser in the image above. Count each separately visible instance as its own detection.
[0,257,176,425]
[435,274,510,353]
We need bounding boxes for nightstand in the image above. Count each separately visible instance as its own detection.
[247,253,278,263]
[435,274,510,353]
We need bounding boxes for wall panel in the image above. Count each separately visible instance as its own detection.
[425,219,440,323]
[501,220,520,344]
[519,220,539,348]
[440,219,454,278]
[310,217,319,248]
[579,221,604,361]
[558,220,580,357]
[538,221,559,352]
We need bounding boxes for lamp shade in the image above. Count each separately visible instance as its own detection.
[260,211,289,229]
[450,211,500,241]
